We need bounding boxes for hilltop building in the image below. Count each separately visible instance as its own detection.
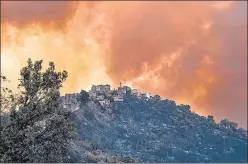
[60,93,80,112]
[99,99,111,107]
[123,86,131,93]
[113,95,124,102]
[60,83,161,113]
[145,93,150,98]
[96,95,104,101]
[89,91,97,99]
[91,84,110,93]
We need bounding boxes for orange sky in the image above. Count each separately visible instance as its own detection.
[1,1,247,128]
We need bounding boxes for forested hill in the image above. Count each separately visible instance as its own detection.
[1,59,246,163]
[69,94,248,163]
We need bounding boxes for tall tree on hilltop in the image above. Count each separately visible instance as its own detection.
[0,58,77,163]
[207,115,215,124]
[77,90,89,107]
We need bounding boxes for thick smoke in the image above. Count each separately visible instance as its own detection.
[1,1,113,92]
[1,1,75,28]
[1,1,247,128]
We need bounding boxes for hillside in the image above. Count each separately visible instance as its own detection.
[67,94,247,163]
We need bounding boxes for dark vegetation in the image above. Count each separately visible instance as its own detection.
[1,58,247,163]
[78,90,89,108]
[0,59,77,162]
[73,94,247,163]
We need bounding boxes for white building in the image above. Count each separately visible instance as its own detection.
[96,85,101,91]
[113,95,124,102]
[145,93,150,98]
[61,98,80,112]
[131,89,141,97]
[104,85,111,92]
[99,99,111,107]
[96,95,104,100]
[135,91,141,98]
[91,85,97,91]
[131,89,138,95]
[94,85,111,93]
[89,91,97,98]
[118,87,126,95]
[60,93,80,112]
[99,100,106,106]
[105,99,111,105]
[123,86,131,92]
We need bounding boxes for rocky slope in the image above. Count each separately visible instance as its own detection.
[69,95,247,163]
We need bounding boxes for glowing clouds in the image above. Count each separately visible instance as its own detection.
[1,1,247,128]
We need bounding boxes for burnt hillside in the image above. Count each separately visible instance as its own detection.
[69,94,247,163]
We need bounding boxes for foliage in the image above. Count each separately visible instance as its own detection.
[83,108,94,120]
[91,140,100,151]
[106,96,114,102]
[122,156,136,163]
[219,118,238,131]
[0,58,77,163]
[207,115,215,124]
[178,104,191,111]
[154,94,161,100]
[73,95,247,163]
[78,90,89,106]
[0,74,18,116]
[126,90,131,95]
[112,90,118,96]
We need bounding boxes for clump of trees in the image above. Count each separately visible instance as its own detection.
[219,119,238,129]
[207,115,215,124]
[0,58,77,163]
[122,156,136,163]
[154,95,161,101]
[126,90,131,95]
[77,90,89,107]
[0,74,19,126]
[219,118,240,133]
[112,90,118,96]
[106,96,114,103]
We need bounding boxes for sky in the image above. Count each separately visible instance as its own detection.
[1,1,247,128]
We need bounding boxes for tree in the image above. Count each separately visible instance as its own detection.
[229,121,238,132]
[0,74,18,116]
[219,119,238,132]
[0,58,77,163]
[237,128,247,138]
[161,99,169,104]
[154,95,161,101]
[102,92,108,99]
[177,104,190,111]
[122,156,136,163]
[106,96,114,103]
[207,115,215,124]
[184,104,190,111]
[112,90,118,96]
[1,75,11,126]
[169,100,176,106]
[126,90,131,95]
[77,90,89,106]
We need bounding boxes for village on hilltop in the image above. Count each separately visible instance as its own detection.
[60,82,161,112]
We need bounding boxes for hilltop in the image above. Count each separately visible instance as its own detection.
[1,59,246,163]
[60,84,247,163]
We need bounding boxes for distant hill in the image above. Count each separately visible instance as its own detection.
[66,93,247,162]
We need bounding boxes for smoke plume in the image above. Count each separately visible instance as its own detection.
[1,1,247,128]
